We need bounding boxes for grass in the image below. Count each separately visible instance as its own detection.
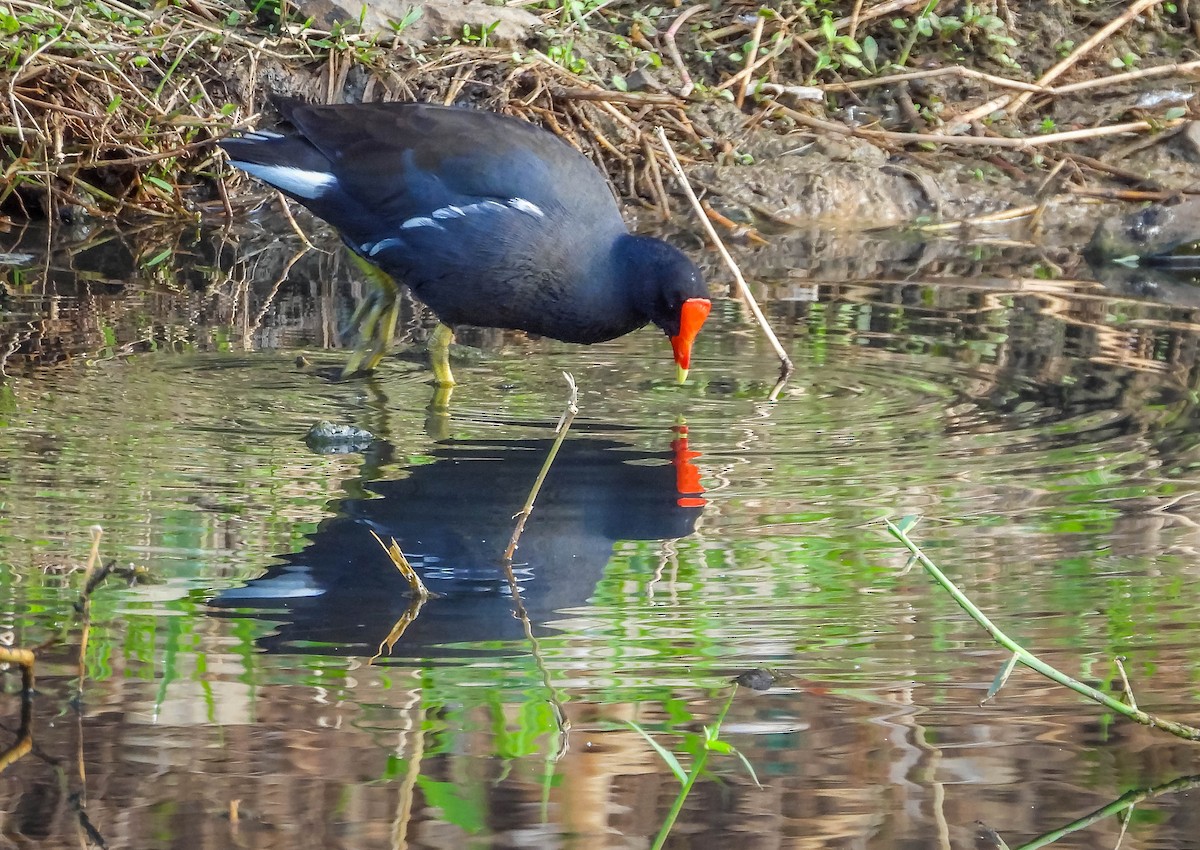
[629,684,761,850]
[885,515,1200,743]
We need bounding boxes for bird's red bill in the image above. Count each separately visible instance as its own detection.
[670,298,712,371]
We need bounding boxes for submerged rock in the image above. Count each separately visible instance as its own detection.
[305,420,376,454]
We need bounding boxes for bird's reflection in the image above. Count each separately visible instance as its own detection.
[210,429,705,657]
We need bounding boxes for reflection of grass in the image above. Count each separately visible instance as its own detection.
[629,686,760,850]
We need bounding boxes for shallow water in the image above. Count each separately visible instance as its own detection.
[1,219,1199,849]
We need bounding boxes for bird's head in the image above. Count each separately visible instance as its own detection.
[626,237,711,383]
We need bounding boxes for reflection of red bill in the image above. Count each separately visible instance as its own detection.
[671,424,707,508]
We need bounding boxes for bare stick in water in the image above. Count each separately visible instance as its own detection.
[500,372,581,755]
[655,127,794,393]
[371,531,436,660]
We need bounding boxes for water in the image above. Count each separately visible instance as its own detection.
[1,219,1199,849]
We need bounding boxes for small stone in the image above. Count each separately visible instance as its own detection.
[624,67,663,92]
[305,421,376,454]
[1183,120,1200,162]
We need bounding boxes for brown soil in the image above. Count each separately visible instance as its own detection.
[0,1,1198,242]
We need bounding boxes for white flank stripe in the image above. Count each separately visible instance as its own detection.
[507,197,545,218]
[235,162,335,199]
[400,216,442,230]
[364,238,404,257]
[388,196,547,243]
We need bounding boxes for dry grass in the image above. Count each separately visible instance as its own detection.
[0,0,252,219]
[1,0,1196,222]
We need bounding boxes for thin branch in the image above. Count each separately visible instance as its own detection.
[884,516,1200,742]
[655,127,794,392]
[1114,656,1138,711]
[771,101,1185,150]
[1052,58,1200,95]
[1009,775,1200,850]
[817,63,1044,95]
[503,372,579,562]
[662,5,706,98]
[734,12,765,108]
[550,87,680,106]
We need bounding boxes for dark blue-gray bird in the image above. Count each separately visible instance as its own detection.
[219,99,711,384]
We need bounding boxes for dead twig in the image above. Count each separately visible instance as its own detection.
[551,87,680,106]
[655,127,794,395]
[735,12,765,109]
[499,373,580,758]
[771,101,1186,150]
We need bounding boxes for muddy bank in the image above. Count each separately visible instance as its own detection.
[0,1,1198,237]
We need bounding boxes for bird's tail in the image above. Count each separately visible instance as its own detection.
[218,130,337,202]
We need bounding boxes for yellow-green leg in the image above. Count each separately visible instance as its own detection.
[429,322,457,388]
[342,252,400,378]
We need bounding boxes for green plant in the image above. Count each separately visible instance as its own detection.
[388,6,422,34]
[459,20,500,47]
[1111,51,1140,69]
[546,39,588,74]
[809,14,864,79]
[628,688,761,850]
[892,0,1017,69]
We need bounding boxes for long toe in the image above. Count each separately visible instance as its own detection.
[342,290,400,377]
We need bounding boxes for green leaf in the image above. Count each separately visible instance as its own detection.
[862,35,878,66]
[627,721,687,783]
[416,777,487,834]
[395,6,422,31]
[610,74,627,92]
[143,175,174,192]
[143,247,172,268]
[819,15,835,43]
[734,748,762,788]
[1164,106,1187,120]
[983,652,1021,705]
[893,515,922,535]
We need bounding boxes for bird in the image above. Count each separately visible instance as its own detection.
[219,98,712,386]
